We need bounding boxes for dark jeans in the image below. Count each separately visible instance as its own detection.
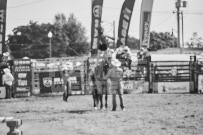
[63,82,70,102]
[5,84,12,99]
[112,94,125,111]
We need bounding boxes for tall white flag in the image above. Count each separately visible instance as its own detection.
[139,0,154,49]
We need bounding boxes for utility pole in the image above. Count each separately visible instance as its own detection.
[113,20,116,49]
[181,11,184,48]
[175,0,187,53]
[176,0,181,51]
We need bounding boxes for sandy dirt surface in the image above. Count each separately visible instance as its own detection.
[0,93,203,135]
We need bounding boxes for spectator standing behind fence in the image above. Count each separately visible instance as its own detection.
[138,47,151,61]
[123,46,132,69]
[105,59,125,111]
[2,68,14,99]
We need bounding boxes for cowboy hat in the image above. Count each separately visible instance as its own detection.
[124,46,129,50]
[140,47,145,51]
[65,61,73,66]
[3,52,9,57]
[61,62,73,70]
[75,62,82,67]
[3,68,11,73]
[61,65,73,71]
[111,59,121,67]
[116,48,123,54]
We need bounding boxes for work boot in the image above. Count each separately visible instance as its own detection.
[111,107,116,111]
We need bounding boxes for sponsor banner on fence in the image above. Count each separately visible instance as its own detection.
[39,71,63,93]
[39,71,82,94]
[156,82,190,93]
[117,0,135,48]
[123,80,149,93]
[13,59,32,97]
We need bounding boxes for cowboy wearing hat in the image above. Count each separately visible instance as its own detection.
[2,68,14,99]
[59,61,81,102]
[105,59,125,111]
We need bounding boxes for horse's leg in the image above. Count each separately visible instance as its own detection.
[100,82,106,110]
[105,93,108,109]
[92,93,96,108]
[99,94,103,110]
[105,80,109,109]
[93,88,99,110]
[95,89,99,109]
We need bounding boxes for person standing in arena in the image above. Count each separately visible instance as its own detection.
[2,68,14,99]
[105,59,125,111]
[59,62,81,102]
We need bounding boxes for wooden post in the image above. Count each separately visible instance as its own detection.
[6,119,23,135]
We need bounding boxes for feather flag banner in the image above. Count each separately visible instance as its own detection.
[0,0,7,54]
[91,0,103,56]
[117,0,136,48]
[139,0,154,49]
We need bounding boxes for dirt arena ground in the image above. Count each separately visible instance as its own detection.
[0,93,203,135]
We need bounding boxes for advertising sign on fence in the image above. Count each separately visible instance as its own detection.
[155,82,190,93]
[13,59,32,97]
[39,71,63,93]
[39,70,83,94]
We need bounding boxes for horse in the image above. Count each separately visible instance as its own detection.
[89,58,110,110]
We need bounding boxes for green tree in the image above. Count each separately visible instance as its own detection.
[150,31,177,51]
[186,32,203,48]
[8,21,53,58]
[7,13,89,59]
[53,13,89,57]
[127,36,139,50]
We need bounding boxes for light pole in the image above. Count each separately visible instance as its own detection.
[48,31,53,58]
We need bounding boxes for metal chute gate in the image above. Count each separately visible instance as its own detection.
[148,55,196,93]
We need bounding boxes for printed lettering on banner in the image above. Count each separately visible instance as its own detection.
[18,80,28,86]
[142,12,151,47]
[18,73,27,78]
[120,8,131,46]
[69,77,77,84]
[54,78,63,85]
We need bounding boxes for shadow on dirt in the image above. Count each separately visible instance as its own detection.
[67,110,92,114]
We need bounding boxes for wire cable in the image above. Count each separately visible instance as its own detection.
[151,13,174,29]
[8,0,44,9]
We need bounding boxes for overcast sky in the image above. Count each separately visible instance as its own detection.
[6,0,203,43]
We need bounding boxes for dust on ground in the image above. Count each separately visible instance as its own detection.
[0,93,203,135]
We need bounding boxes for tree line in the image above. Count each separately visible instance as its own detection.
[6,13,203,59]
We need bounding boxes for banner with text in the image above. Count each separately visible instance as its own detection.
[117,0,135,48]
[39,71,83,94]
[91,0,103,55]
[13,59,32,97]
[0,0,7,54]
[139,0,154,49]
